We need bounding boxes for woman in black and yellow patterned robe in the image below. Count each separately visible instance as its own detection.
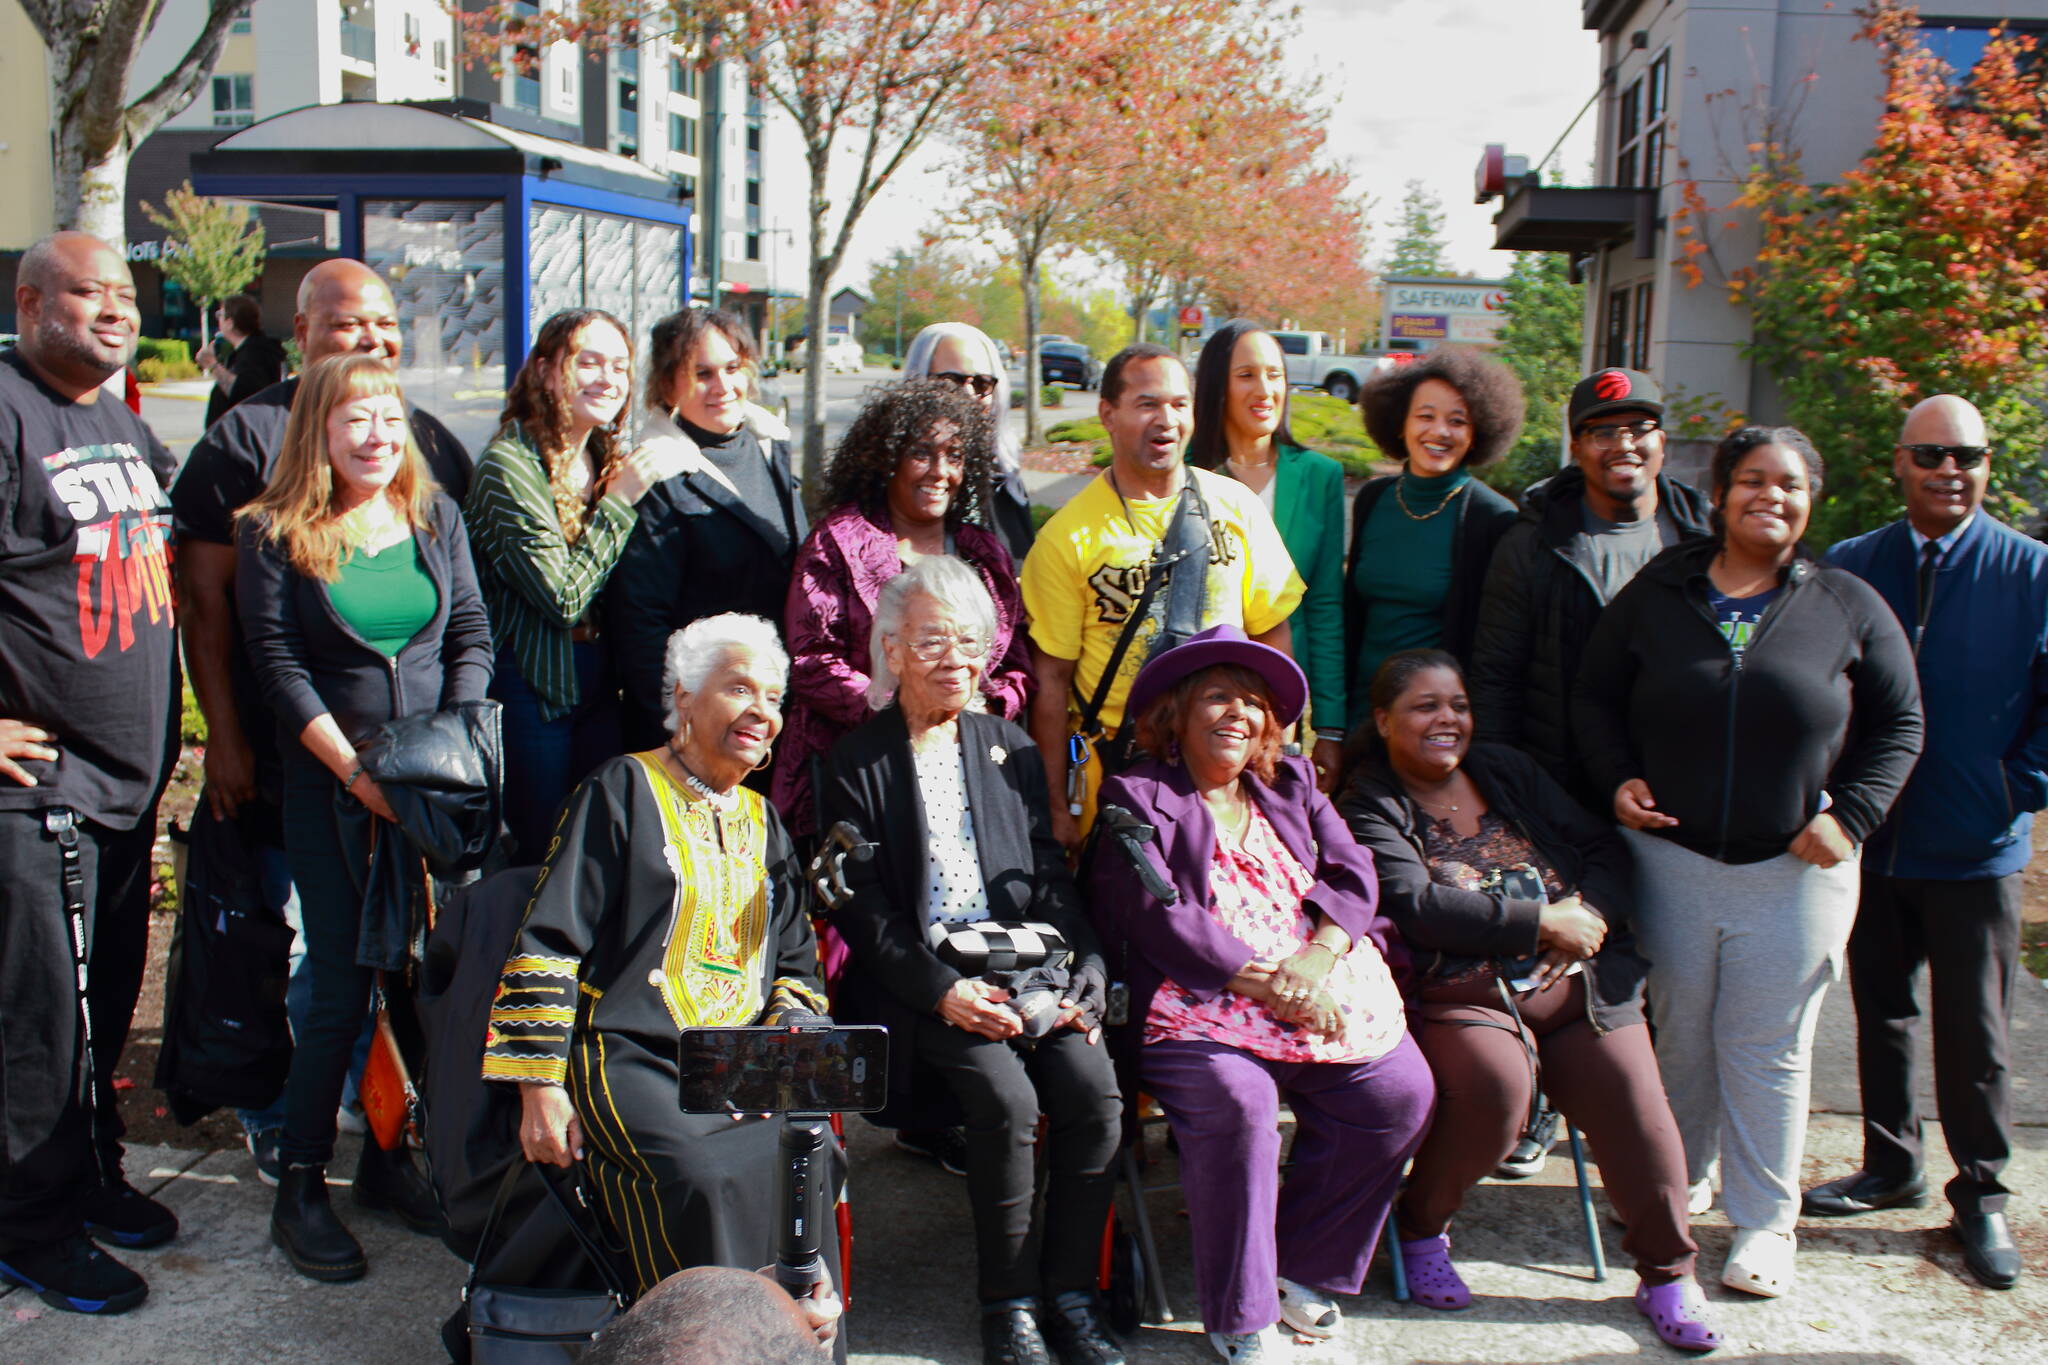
[481,613,828,1293]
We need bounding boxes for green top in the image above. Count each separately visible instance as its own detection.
[1262,444,1348,739]
[1349,468,1470,726]
[463,425,638,721]
[332,537,438,657]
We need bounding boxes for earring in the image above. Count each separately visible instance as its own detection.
[752,744,775,773]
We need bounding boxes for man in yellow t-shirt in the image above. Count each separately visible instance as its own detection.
[1022,343,1304,849]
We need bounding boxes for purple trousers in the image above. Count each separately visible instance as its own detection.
[1141,1035,1434,1336]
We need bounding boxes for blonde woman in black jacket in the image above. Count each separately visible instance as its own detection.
[237,354,493,1282]
[1572,426,1922,1299]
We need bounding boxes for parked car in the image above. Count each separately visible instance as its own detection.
[1268,330,1402,403]
[1037,337,1099,390]
[825,331,864,374]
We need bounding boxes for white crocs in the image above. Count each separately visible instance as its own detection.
[1687,1178,1715,1216]
[1722,1226,1796,1297]
[1209,1325,1284,1361]
[1276,1276,1339,1338]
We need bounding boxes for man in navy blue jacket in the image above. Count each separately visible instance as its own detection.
[1805,395,2047,1290]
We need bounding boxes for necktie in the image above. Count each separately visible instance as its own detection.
[1914,538,1941,649]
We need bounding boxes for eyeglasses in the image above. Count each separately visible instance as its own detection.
[1901,443,1987,470]
[901,631,991,662]
[1580,419,1661,448]
[932,371,998,397]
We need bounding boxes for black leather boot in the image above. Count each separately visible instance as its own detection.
[353,1140,448,1235]
[272,1164,366,1282]
[981,1298,1052,1365]
[1043,1289,1126,1365]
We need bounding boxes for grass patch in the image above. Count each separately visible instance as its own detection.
[181,680,207,746]
[2024,920,2048,981]
[1041,391,1382,476]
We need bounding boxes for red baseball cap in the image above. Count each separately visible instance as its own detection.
[1568,368,1664,430]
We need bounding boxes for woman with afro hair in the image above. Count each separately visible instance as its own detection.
[774,378,1035,843]
[1345,347,1525,727]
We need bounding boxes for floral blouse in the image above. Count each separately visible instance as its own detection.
[1144,803,1406,1063]
[1421,810,1570,987]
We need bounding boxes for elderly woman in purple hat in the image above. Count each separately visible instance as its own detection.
[1088,625,1433,1363]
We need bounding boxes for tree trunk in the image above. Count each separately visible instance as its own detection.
[799,143,834,490]
[1020,253,1044,448]
[53,126,130,248]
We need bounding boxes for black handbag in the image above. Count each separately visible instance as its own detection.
[360,698,505,879]
[465,1162,633,1362]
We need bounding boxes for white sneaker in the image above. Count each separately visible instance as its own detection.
[1209,1325,1285,1361]
[1276,1276,1338,1338]
[1687,1178,1715,1215]
[1722,1226,1796,1297]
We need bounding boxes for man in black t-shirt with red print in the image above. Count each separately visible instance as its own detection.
[0,232,180,1316]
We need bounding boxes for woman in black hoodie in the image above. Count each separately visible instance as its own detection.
[1572,427,1922,1300]
[237,354,494,1282]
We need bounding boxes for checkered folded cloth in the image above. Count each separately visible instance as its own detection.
[924,920,1071,975]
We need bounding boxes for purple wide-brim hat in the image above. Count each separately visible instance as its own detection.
[1124,624,1307,731]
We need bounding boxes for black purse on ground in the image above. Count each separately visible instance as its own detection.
[465,1162,633,1362]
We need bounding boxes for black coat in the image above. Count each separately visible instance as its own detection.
[236,493,495,749]
[1344,472,1516,715]
[603,430,807,751]
[815,708,1103,1110]
[1339,742,1647,1031]
[1469,469,1714,804]
[1572,539,1924,864]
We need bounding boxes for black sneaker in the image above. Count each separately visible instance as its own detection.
[82,1178,178,1249]
[895,1126,970,1177]
[0,1234,148,1314]
[1495,1105,1561,1180]
[246,1127,283,1188]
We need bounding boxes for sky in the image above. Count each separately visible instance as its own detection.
[835,0,1602,292]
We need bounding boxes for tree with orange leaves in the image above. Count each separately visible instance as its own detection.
[1729,1,2048,541]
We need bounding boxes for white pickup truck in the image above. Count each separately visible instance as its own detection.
[1268,331,1402,403]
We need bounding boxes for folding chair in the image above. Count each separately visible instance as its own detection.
[1385,1124,1607,1302]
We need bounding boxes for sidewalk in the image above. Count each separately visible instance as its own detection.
[4,975,2042,1364]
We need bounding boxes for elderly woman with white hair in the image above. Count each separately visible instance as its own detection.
[902,321,1034,561]
[481,612,833,1300]
[816,556,1125,1365]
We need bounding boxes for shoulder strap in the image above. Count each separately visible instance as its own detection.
[1154,475,1213,658]
[1072,483,1199,738]
[466,1160,635,1306]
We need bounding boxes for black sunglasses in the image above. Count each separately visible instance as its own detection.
[932,371,998,397]
[1901,443,1987,470]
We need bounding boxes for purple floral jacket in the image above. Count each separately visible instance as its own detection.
[772,501,1034,835]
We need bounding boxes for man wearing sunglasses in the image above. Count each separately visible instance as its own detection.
[1807,394,2048,1291]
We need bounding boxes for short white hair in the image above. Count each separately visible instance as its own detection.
[661,613,790,735]
[865,556,999,712]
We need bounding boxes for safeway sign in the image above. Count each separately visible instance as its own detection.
[1378,276,1510,349]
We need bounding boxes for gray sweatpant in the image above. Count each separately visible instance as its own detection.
[1623,829,1861,1236]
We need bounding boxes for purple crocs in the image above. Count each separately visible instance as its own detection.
[1398,1234,1472,1310]
[1634,1277,1723,1353]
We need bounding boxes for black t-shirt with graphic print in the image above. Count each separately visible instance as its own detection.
[0,349,179,830]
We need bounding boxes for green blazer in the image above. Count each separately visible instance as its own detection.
[1270,443,1348,737]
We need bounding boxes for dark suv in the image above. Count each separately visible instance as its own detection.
[1037,337,1099,390]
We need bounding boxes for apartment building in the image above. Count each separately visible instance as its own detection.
[1486,0,2048,472]
[1,0,805,353]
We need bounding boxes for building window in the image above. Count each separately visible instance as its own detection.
[433,39,448,71]
[670,56,697,98]
[745,179,760,207]
[403,14,420,52]
[746,232,761,261]
[671,113,697,155]
[1631,282,1653,369]
[677,174,696,201]
[212,74,254,127]
[618,80,638,133]
[1604,287,1631,369]
[560,65,573,96]
[231,15,251,35]
[746,122,761,153]
[1614,52,1669,189]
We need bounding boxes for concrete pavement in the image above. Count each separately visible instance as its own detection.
[5,976,2042,1364]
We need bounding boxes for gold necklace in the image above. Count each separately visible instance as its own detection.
[1393,473,1469,522]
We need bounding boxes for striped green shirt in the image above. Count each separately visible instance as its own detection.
[464,425,638,721]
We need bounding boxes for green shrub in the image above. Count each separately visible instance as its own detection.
[181,680,207,746]
[135,356,201,383]
[1040,384,1065,408]
[137,337,192,368]
[1288,391,1381,479]
[1045,414,1107,461]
